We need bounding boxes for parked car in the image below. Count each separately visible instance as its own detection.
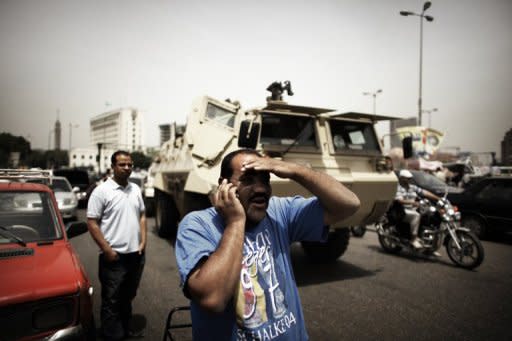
[54,168,93,208]
[448,176,512,238]
[395,169,463,197]
[0,169,95,340]
[27,176,78,221]
[129,170,155,217]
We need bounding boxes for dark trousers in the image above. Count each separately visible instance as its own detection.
[99,251,145,340]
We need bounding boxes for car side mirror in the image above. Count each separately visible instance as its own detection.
[238,120,260,149]
[402,136,413,159]
[66,221,88,239]
[72,186,80,193]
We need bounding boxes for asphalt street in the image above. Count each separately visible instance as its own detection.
[71,210,512,341]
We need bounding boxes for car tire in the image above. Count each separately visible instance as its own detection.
[85,316,97,340]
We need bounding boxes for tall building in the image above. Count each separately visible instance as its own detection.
[159,124,171,146]
[90,107,144,152]
[502,128,512,166]
[69,107,145,173]
[69,147,106,172]
[54,117,61,150]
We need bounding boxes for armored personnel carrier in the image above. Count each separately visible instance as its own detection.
[152,82,406,262]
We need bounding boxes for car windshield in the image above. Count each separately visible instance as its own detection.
[52,178,72,192]
[0,191,62,243]
[260,113,317,147]
[329,120,380,152]
[27,178,72,193]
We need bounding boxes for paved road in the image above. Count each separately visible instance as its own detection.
[71,210,512,340]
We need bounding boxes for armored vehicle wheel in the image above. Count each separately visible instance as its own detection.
[155,189,179,240]
[350,225,367,237]
[301,228,350,263]
[184,192,211,214]
[145,198,155,217]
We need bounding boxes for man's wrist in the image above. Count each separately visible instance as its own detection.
[225,220,245,231]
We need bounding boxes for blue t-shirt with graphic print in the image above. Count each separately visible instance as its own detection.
[175,196,327,341]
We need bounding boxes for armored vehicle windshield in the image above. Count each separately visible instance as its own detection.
[329,119,381,154]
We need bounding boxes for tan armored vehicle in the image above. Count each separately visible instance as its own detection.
[152,82,407,262]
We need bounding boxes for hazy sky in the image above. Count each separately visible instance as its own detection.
[1,0,511,157]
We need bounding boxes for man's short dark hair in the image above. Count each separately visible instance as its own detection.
[111,150,131,166]
[220,149,261,180]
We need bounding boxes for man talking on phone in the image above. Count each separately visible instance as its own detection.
[175,149,360,340]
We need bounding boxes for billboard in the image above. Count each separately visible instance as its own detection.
[395,126,444,157]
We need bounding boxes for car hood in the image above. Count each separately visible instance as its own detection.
[0,242,81,306]
[446,191,468,204]
[430,185,464,195]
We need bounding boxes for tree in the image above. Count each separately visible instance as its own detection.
[131,151,152,169]
[25,150,47,168]
[0,133,31,167]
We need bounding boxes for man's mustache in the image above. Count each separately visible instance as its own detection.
[250,193,269,201]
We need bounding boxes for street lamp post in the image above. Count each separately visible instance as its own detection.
[422,108,438,128]
[362,89,383,120]
[400,1,434,127]
[97,143,104,174]
[69,123,79,150]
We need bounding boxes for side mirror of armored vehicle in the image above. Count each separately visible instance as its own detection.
[402,136,413,159]
[238,120,261,149]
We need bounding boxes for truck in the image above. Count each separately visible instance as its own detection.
[151,81,406,262]
[0,169,95,340]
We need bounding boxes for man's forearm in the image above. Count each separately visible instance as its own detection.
[139,214,147,251]
[187,221,245,313]
[86,218,113,254]
[290,164,360,225]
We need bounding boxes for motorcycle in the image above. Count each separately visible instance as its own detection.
[376,194,484,270]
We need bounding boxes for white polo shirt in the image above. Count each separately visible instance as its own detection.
[87,178,145,253]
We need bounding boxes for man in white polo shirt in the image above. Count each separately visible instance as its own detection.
[87,150,147,340]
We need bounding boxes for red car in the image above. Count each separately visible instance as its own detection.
[0,170,95,340]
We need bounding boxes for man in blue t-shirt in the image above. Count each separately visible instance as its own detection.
[175,149,360,340]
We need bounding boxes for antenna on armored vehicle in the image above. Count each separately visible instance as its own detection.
[266,81,294,102]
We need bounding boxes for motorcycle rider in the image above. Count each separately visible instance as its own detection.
[395,169,441,249]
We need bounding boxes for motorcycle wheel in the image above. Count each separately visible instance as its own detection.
[350,225,367,237]
[377,225,402,254]
[445,230,484,270]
